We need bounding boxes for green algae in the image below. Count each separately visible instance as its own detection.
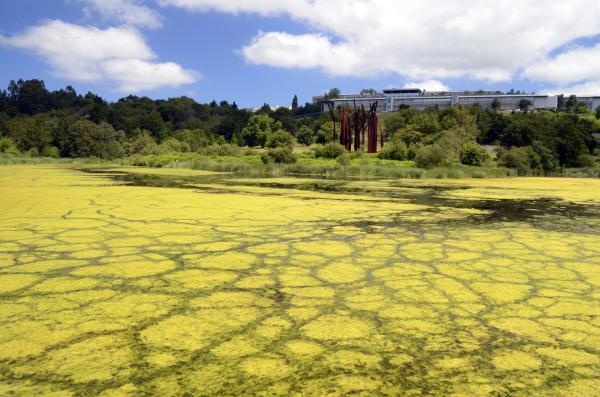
[0,165,600,395]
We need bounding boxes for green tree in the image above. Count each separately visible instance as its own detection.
[596,105,600,120]
[491,98,501,111]
[0,136,19,154]
[241,114,281,147]
[8,116,53,155]
[565,95,579,112]
[64,120,123,159]
[519,99,532,112]
[266,130,295,148]
[460,143,490,166]
[291,95,298,111]
[498,146,540,175]
[316,121,335,144]
[324,88,341,100]
[360,88,377,95]
[296,126,314,146]
[440,106,479,140]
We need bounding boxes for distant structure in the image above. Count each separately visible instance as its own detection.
[312,89,600,112]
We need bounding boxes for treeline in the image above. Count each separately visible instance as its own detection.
[1,79,599,175]
[0,79,323,158]
[381,104,599,173]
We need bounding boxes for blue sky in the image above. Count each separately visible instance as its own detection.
[2,1,600,108]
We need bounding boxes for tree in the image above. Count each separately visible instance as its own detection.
[7,116,53,155]
[519,99,532,112]
[324,88,341,100]
[360,88,377,95]
[291,95,298,111]
[565,95,579,112]
[596,105,600,120]
[460,143,489,166]
[491,98,501,111]
[266,130,295,148]
[440,106,479,141]
[296,126,314,146]
[315,121,334,144]
[63,120,123,159]
[498,146,540,175]
[241,114,281,147]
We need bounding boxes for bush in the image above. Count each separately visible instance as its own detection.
[378,141,408,160]
[158,138,188,153]
[314,142,346,159]
[394,128,423,146]
[415,144,448,168]
[460,143,490,166]
[261,147,297,164]
[315,121,334,144]
[0,137,20,155]
[43,145,60,158]
[575,154,596,168]
[198,143,241,156]
[266,130,295,148]
[498,146,540,175]
[336,153,351,166]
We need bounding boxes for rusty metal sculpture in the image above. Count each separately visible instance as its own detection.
[339,107,352,151]
[353,101,364,152]
[325,100,377,153]
[367,102,379,153]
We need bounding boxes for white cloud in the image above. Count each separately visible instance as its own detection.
[525,43,600,87]
[242,32,359,75]
[0,20,198,92]
[102,59,199,91]
[160,0,600,87]
[403,80,450,92]
[79,0,163,29]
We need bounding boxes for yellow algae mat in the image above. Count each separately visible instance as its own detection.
[0,165,599,396]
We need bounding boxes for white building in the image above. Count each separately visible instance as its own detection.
[313,89,559,112]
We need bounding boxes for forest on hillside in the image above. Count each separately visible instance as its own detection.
[0,79,599,175]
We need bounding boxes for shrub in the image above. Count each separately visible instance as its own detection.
[158,138,188,153]
[460,143,490,166]
[575,154,596,168]
[394,128,423,146]
[315,121,334,144]
[261,147,297,164]
[128,132,158,155]
[415,144,449,168]
[0,137,20,155]
[378,141,408,161]
[498,146,540,175]
[43,145,60,158]
[336,153,351,166]
[314,142,346,159]
[198,143,241,156]
[407,143,422,160]
[266,130,295,148]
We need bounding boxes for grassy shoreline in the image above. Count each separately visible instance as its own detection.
[2,152,600,179]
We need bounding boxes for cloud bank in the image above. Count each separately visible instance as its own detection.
[160,0,600,91]
[0,20,198,92]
